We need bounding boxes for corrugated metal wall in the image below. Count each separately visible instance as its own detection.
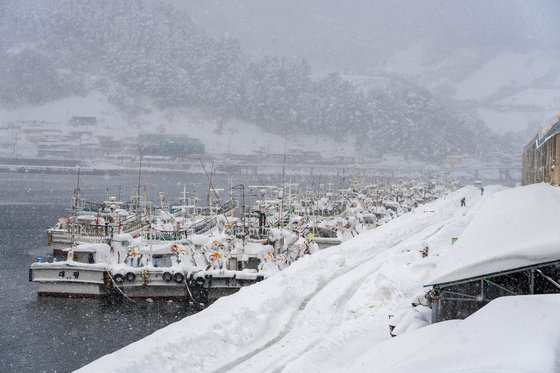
[522,131,560,185]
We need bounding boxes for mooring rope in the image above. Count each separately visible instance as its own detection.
[105,268,138,305]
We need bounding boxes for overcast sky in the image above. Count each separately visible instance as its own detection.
[177,0,560,71]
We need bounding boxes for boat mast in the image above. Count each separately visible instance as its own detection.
[72,167,81,212]
[199,159,230,226]
[279,130,287,228]
[136,147,143,214]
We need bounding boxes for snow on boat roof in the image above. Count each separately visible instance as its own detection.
[428,183,560,286]
[188,234,210,246]
[75,243,111,253]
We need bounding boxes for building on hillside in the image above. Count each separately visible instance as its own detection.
[522,118,560,185]
[139,134,205,158]
[69,116,97,126]
[442,155,463,166]
[425,183,560,322]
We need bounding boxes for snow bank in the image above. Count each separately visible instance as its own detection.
[429,183,560,285]
[352,295,560,373]
[77,186,497,372]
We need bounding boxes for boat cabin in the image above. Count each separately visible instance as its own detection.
[68,243,111,264]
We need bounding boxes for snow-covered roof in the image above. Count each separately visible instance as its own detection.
[428,183,560,285]
[188,234,210,246]
[75,243,111,253]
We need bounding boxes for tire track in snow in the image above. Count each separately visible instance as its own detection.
[271,221,450,373]
[216,226,440,373]
[214,248,388,373]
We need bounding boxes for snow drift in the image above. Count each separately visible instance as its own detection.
[352,294,560,373]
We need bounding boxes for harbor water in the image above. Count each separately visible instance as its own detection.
[0,172,204,372]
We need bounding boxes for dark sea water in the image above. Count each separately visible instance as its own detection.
[0,171,293,372]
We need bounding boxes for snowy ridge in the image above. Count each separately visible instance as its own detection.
[78,185,495,372]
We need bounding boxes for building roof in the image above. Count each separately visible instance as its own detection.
[535,119,560,148]
[427,183,560,286]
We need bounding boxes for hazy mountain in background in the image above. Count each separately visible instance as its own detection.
[0,0,527,161]
[181,0,560,136]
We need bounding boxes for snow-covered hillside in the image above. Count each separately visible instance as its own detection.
[78,185,513,372]
[0,92,356,156]
[0,0,511,161]
[181,0,560,137]
[386,46,560,135]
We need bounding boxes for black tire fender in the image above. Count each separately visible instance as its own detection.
[162,272,172,282]
[113,273,125,284]
[173,272,185,283]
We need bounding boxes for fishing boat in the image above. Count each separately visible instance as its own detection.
[30,226,299,305]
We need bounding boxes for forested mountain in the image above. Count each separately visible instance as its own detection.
[0,0,508,161]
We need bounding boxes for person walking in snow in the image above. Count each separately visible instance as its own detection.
[460,197,466,207]
[421,244,429,258]
[480,187,484,196]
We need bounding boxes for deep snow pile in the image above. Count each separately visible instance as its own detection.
[351,294,560,373]
[78,185,501,372]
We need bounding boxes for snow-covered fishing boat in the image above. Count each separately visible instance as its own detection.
[47,192,148,251]
[32,177,459,305]
[30,243,113,297]
[30,226,306,305]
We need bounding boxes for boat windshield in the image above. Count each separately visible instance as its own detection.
[152,255,173,268]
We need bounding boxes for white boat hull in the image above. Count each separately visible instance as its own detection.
[30,264,107,297]
[36,282,105,297]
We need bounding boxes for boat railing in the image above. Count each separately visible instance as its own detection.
[220,200,237,214]
[189,216,217,234]
[119,216,149,233]
[145,230,185,241]
[58,214,147,237]
[232,224,274,240]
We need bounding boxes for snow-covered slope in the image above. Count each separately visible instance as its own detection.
[385,46,560,135]
[78,185,503,372]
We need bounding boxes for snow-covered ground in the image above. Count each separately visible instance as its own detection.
[352,294,560,373]
[79,185,507,372]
